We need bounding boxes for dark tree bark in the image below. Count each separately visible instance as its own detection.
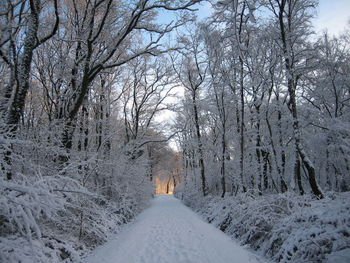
[192,90,208,196]
[295,154,304,195]
[239,57,246,193]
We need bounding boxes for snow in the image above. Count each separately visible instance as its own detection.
[326,248,350,263]
[83,194,264,263]
[180,191,350,263]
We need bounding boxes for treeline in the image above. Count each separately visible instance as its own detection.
[174,0,350,199]
[0,0,198,262]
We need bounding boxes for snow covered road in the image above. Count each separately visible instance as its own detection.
[83,195,263,263]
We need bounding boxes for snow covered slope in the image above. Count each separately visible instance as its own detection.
[83,194,264,263]
[185,192,350,263]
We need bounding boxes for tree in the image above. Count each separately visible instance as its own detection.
[266,0,324,198]
[172,29,209,196]
[0,0,59,128]
[302,32,350,192]
[0,0,59,180]
[201,26,230,197]
[51,0,199,157]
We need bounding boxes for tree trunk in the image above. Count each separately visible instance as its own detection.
[295,154,304,195]
[1,0,41,180]
[239,57,246,193]
[192,90,208,196]
[288,79,323,198]
[277,0,323,198]
[6,0,40,128]
[221,130,227,197]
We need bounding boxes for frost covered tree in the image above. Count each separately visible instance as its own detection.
[174,0,349,200]
[265,0,324,198]
[302,32,350,192]
[0,0,59,180]
[171,28,209,196]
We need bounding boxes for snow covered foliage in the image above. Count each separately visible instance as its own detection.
[175,191,350,262]
[0,129,153,262]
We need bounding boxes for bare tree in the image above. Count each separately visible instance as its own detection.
[172,29,209,196]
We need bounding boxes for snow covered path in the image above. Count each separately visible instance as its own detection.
[83,195,263,263]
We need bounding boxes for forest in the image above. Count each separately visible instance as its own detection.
[0,0,349,262]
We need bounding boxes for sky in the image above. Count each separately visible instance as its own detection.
[156,1,350,43]
[194,0,350,36]
[313,0,350,36]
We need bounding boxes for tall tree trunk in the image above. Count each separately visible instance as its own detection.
[266,113,285,193]
[173,174,177,189]
[221,130,227,197]
[277,108,287,192]
[277,0,323,198]
[1,0,41,180]
[254,104,263,192]
[148,145,153,182]
[239,57,246,193]
[295,153,304,195]
[288,79,323,198]
[6,0,40,128]
[192,90,208,196]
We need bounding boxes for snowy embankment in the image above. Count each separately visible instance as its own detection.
[0,175,149,263]
[176,192,350,263]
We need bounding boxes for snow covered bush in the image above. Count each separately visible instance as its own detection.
[179,192,350,263]
[0,125,154,262]
[0,173,79,262]
[0,166,151,263]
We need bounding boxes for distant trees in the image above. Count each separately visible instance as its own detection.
[154,147,182,194]
[172,29,209,196]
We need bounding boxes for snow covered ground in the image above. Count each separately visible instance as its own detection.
[180,192,350,263]
[83,194,264,263]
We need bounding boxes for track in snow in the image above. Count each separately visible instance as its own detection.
[83,195,264,263]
